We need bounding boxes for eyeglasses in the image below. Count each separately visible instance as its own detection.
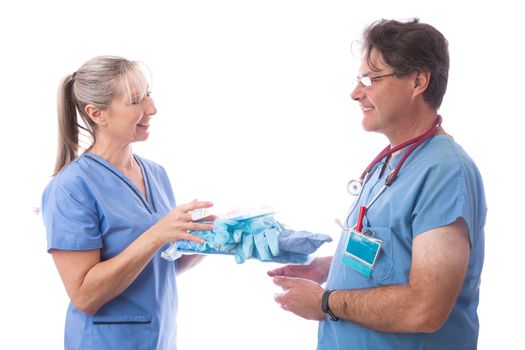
[356,73,396,88]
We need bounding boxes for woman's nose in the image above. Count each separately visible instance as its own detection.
[145,96,157,115]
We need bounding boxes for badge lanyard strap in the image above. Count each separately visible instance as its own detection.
[352,115,443,231]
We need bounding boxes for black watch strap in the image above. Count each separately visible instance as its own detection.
[322,289,339,321]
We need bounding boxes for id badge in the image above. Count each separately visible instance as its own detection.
[342,229,382,278]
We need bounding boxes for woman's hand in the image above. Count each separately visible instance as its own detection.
[151,200,215,245]
[52,200,215,314]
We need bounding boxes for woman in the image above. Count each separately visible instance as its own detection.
[41,56,214,349]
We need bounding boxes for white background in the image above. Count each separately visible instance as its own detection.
[1,1,523,349]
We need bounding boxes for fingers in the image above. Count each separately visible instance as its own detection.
[267,267,284,277]
[176,200,215,228]
[197,214,217,222]
[178,200,214,213]
[179,232,206,245]
[185,221,214,232]
[274,292,288,310]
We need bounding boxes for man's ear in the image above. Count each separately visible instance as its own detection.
[85,104,106,126]
[412,69,431,97]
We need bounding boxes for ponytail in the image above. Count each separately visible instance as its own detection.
[54,75,79,175]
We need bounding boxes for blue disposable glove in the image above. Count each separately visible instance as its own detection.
[250,216,279,262]
[233,215,280,263]
[212,218,238,252]
[236,232,254,263]
[253,226,279,261]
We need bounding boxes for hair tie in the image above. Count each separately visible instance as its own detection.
[72,72,77,81]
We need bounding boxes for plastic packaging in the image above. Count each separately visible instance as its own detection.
[161,207,332,264]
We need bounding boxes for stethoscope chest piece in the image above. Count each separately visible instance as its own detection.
[347,179,363,196]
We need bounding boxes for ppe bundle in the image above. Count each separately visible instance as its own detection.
[161,214,332,264]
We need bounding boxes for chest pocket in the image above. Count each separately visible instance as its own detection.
[92,315,154,350]
[366,226,394,283]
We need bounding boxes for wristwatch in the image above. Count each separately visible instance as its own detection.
[322,289,339,321]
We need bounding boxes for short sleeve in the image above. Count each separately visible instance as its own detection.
[41,175,103,252]
[410,141,486,247]
[411,157,466,237]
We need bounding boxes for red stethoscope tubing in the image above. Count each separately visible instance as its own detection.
[346,115,443,231]
[359,115,442,186]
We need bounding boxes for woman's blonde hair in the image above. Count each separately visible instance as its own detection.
[54,55,149,175]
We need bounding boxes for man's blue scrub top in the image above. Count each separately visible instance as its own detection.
[318,136,486,350]
[42,153,179,349]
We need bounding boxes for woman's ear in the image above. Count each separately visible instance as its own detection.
[85,104,106,126]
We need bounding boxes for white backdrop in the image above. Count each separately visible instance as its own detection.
[1,1,523,349]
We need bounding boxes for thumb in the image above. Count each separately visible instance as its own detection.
[267,267,284,277]
[273,276,295,290]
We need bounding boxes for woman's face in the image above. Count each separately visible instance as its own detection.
[100,84,157,145]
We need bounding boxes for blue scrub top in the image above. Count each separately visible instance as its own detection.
[318,135,486,350]
[41,153,179,350]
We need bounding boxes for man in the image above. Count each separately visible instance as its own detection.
[269,18,486,350]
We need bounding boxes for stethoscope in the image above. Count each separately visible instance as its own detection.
[343,115,443,230]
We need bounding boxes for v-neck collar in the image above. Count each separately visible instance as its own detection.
[84,152,156,214]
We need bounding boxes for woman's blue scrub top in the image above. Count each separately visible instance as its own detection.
[42,153,179,349]
[318,135,486,350]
